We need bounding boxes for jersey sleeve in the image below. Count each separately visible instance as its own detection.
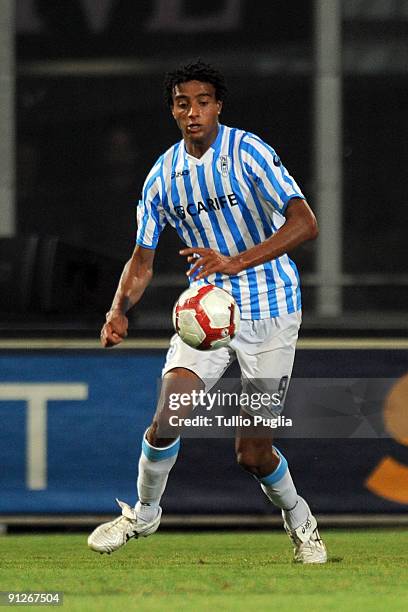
[136,161,167,249]
[240,133,305,213]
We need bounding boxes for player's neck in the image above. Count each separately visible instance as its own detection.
[185,142,208,159]
[184,125,220,159]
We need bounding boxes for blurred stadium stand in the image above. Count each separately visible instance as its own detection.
[0,235,122,315]
[5,0,406,336]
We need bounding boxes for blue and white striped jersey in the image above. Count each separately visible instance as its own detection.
[136,124,304,319]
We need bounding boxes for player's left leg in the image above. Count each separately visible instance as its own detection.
[233,312,327,564]
[235,430,327,564]
[88,367,201,554]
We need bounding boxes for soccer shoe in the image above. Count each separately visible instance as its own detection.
[283,512,327,564]
[87,499,162,554]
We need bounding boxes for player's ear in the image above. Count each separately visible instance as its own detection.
[217,100,223,115]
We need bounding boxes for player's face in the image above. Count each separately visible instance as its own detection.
[171,81,222,156]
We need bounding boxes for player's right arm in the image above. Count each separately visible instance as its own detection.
[101,245,155,347]
[101,155,166,347]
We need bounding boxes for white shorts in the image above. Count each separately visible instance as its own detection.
[162,311,301,418]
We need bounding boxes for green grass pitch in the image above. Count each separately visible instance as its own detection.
[1,529,407,611]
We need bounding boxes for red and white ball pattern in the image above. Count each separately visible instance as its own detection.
[172,285,240,351]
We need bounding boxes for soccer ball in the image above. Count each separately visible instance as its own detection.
[172,285,240,351]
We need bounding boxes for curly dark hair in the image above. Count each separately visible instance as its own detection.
[164,60,227,108]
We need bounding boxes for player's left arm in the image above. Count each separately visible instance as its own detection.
[180,197,318,280]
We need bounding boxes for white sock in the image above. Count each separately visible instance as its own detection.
[259,446,309,529]
[135,433,180,523]
[282,496,310,531]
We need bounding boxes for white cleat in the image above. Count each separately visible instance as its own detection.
[283,512,327,564]
[87,499,161,554]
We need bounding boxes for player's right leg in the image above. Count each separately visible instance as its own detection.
[87,367,201,554]
[88,334,232,554]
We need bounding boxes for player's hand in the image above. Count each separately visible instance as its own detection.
[100,311,128,347]
[180,247,241,280]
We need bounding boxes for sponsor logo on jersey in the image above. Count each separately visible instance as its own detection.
[175,192,238,220]
[273,154,281,167]
[171,169,190,179]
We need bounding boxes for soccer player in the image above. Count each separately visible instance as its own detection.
[88,61,327,563]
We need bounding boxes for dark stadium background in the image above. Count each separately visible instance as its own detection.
[0,0,407,525]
